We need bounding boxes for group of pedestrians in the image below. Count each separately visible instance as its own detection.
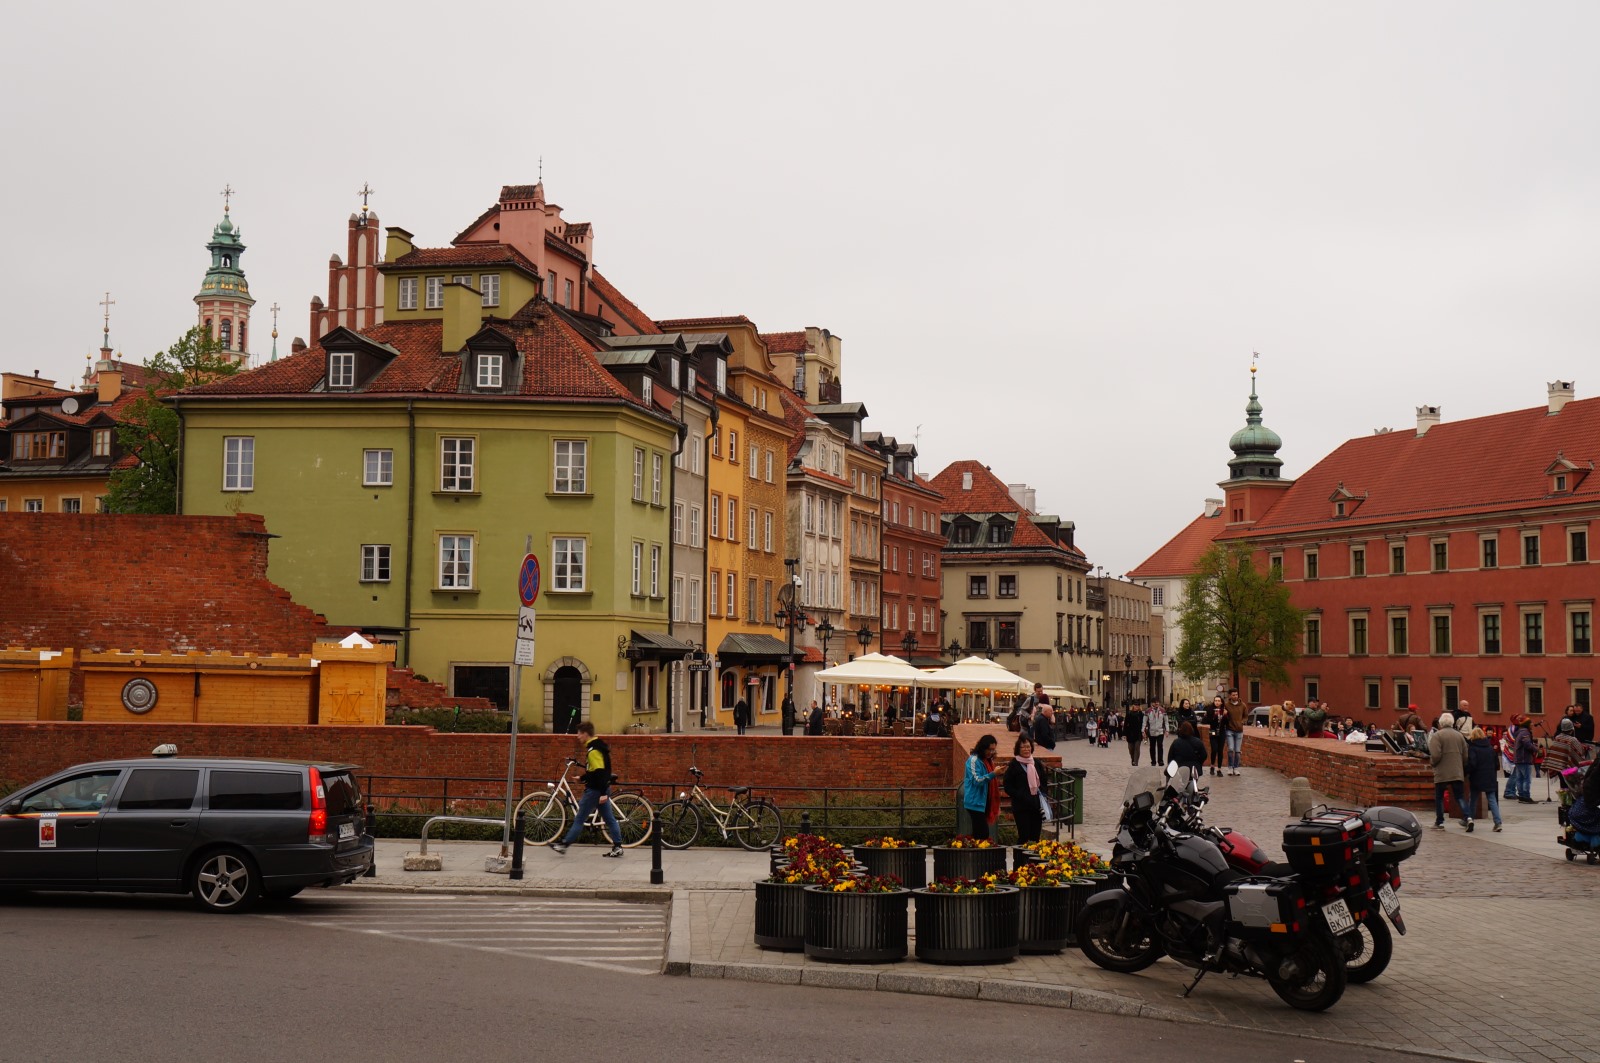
[1426,701,1597,832]
[1083,691,1250,777]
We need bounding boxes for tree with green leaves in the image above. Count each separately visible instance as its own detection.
[1175,542,1305,693]
[105,326,239,514]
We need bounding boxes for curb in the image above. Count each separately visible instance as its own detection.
[668,954,1493,1062]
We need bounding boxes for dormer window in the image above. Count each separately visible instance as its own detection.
[1546,453,1590,494]
[988,520,1014,545]
[1329,482,1365,519]
[670,358,681,389]
[641,377,653,405]
[952,521,976,545]
[716,359,727,394]
[329,352,355,389]
[1556,474,1569,493]
[476,353,503,390]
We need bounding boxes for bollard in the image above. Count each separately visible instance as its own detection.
[650,812,664,885]
[364,805,377,878]
[510,812,525,881]
[800,810,812,837]
[1288,776,1315,817]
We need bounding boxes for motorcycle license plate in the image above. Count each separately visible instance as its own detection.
[1378,883,1400,917]
[1323,898,1355,934]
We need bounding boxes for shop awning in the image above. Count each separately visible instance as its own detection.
[627,630,698,659]
[716,633,794,663]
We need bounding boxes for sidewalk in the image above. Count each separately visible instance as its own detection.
[348,759,1598,1063]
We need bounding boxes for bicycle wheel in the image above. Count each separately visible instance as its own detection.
[730,798,782,851]
[656,799,701,849]
[609,794,653,848]
[522,797,567,845]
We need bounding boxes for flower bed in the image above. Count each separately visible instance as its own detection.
[914,877,1020,965]
[933,838,1007,882]
[756,834,852,951]
[853,838,927,889]
[802,876,910,963]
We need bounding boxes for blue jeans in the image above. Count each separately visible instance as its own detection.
[562,788,621,846]
[1435,780,1467,825]
[1507,763,1533,800]
[1470,786,1502,827]
[1225,729,1244,768]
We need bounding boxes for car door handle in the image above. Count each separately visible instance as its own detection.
[70,821,94,829]
[169,820,192,828]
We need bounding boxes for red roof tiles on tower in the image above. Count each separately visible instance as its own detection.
[761,331,807,353]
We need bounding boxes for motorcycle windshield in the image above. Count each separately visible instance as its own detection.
[1168,765,1201,795]
[1122,767,1166,806]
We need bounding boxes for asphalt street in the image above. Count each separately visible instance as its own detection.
[2,889,1435,1063]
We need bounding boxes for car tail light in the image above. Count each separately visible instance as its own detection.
[308,767,329,843]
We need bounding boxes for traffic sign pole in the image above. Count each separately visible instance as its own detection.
[503,538,535,854]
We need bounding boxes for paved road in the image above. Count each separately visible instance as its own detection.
[0,889,1437,1063]
[258,893,667,975]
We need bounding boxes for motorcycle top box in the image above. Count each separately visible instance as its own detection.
[1283,810,1371,880]
[1365,806,1423,861]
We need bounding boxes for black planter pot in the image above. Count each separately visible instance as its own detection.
[1064,876,1101,945]
[803,886,911,963]
[851,845,927,889]
[1010,845,1044,872]
[1017,885,1072,954]
[913,886,1020,965]
[931,845,1007,883]
[753,879,807,950]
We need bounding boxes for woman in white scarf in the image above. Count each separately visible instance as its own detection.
[1003,735,1045,843]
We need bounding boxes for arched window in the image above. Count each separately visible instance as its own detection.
[223,255,232,268]
[220,320,232,348]
[239,323,247,350]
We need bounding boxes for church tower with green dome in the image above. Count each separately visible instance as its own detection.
[194,186,255,365]
[1218,362,1293,527]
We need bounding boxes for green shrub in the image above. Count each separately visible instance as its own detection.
[387,707,513,733]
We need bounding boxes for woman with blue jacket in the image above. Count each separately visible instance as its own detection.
[962,734,1001,840]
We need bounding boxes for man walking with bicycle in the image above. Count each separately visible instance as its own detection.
[551,722,624,858]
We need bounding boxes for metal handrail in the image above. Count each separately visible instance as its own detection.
[417,814,508,855]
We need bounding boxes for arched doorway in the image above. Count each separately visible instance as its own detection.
[553,666,583,734]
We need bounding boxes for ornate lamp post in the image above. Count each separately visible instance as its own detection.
[856,625,874,654]
[901,631,919,657]
[946,639,963,661]
[775,558,804,734]
[1124,652,1135,704]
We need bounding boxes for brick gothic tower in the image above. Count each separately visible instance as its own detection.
[194,197,255,365]
[309,199,385,343]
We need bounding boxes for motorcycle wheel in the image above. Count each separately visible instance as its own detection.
[1078,903,1163,973]
[1341,913,1393,984]
[1266,932,1346,1011]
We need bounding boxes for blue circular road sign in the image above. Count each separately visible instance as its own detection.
[518,553,541,606]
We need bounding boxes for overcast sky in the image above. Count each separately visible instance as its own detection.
[4,2,1596,575]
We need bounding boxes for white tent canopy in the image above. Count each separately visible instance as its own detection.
[1043,685,1092,701]
[920,656,1032,693]
[814,652,926,686]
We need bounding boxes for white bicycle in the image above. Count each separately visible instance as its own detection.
[515,759,653,848]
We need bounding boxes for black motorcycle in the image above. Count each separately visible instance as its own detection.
[1156,768,1422,984]
[1077,766,1347,1012]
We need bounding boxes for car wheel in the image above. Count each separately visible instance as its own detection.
[191,848,262,914]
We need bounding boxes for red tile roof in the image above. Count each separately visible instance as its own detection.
[179,299,645,408]
[761,331,807,353]
[1222,395,1600,537]
[778,387,810,462]
[588,269,660,337]
[1128,510,1228,578]
[385,243,539,274]
[927,460,1086,559]
[657,315,755,330]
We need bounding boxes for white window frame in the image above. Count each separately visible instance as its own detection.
[690,435,702,475]
[709,572,721,616]
[673,502,684,544]
[60,497,81,514]
[764,449,774,482]
[726,572,737,618]
[650,545,661,596]
[747,508,758,548]
[632,449,645,502]
[689,505,703,548]
[440,437,475,492]
[361,544,392,583]
[672,575,685,622]
[92,428,112,457]
[552,537,587,592]
[438,534,474,589]
[223,436,254,491]
[425,276,445,309]
[716,359,727,394]
[632,542,643,595]
[651,453,663,505]
[688,577,702,623]
[727,499,738,543]
[364,449,394,487]
[553,439,588,494]
[398,277,418,311]
[710,495,720,538]
[479,273,500,307]
[748,445,758,477]
[763,511,773,552]
[476,353,503,390]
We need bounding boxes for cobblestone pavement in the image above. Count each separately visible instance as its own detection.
[682,748,1599,1063]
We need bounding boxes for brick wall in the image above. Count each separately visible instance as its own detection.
[0,513,326,702]
[0,724,954,804]
[1243,732,1435,808]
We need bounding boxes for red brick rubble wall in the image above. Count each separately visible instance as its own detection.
[0,724,953,805]
[0,513,326,702]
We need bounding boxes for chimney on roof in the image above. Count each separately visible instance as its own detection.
[95,358,122,404]
[291,337,307,355]
[1548,380,1575,415]
[384,227,415,261]
[1007,483,1037,512]
[1415,405,1441,437]
[1203,497,1223,517]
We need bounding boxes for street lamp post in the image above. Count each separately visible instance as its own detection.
[1145,656,1154,707]
[1166,657,1176,704]
[901,631,918,658]
[778,558,803,734]
[1123,653,1134,705]
[815,619,835,708]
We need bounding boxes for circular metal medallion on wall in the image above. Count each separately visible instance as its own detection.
[121,677,158,714]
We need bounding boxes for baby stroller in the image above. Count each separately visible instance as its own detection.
[1096,728,1110,748]
[1556,761,1600,863]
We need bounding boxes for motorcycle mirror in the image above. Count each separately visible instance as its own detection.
[1165,761,1179,779]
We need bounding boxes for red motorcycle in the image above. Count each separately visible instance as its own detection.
[1159,771,1421,983]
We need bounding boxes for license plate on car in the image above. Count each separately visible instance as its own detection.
[1323,898,1355,934]
[338,821,355,841]
[1378,883,1400,917]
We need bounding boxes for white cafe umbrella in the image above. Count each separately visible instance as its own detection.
[815,652,926,686]
[919,656,1033,693]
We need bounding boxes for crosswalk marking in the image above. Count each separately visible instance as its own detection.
[263,894,668,975]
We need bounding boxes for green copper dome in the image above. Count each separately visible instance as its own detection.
[1226,371,1283,480]
[194,211,254,305]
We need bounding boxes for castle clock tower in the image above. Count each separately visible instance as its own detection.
[194,185,255,365]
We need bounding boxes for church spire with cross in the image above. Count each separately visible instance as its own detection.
[194,183,256,365]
